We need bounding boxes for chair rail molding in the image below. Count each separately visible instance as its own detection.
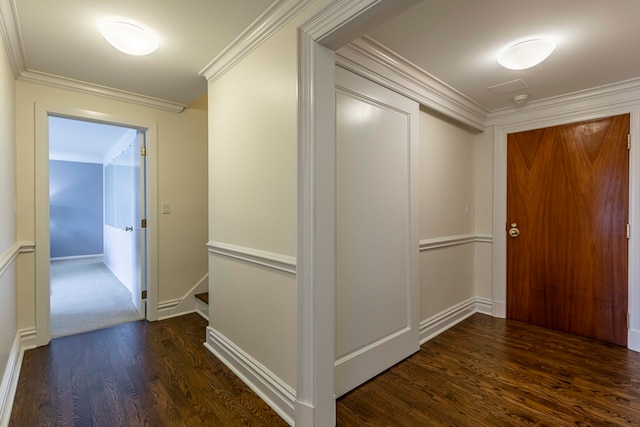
[207,241,296,275]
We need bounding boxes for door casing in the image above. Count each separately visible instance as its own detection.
[34,104,159,346]
[492,104,640,351]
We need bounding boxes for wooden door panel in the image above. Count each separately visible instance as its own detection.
[507,114,629,346]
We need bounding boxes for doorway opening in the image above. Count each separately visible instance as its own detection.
[48,115,147,337]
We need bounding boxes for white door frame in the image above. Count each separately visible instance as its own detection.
[490,100,640,351]
[296,1,419,425]
[35,103,159,347]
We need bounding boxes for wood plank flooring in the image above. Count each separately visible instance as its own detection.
[9,313,287,427]
[337,314,640,426]
[10,313,640,426]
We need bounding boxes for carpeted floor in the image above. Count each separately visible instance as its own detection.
[50,257,141,338]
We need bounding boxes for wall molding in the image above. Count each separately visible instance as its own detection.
[419,234,493,251]
[0,335,20,427]
[0,3,185,112]
[486,78,640,126]
[0,328,36,427]
[157,274,208,320]
[205,327,295,426]
[0,242,35,278]
[419,297,493,344]
[207,241,296,275]
[336,36,487,132]
[200,0,313,82]
[19,70,186,112]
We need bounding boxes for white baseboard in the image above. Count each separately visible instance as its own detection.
[0,329,36,427]
[195,299,209,321]
[420,297,493,344]
[157,274,208,320]
[205,327,294,426]
[50,254,103,261]
[475,297,493,315]
[629,329,640,352]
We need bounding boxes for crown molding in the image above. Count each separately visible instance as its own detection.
[337,35,488,132]
[19,70,186,113]
[486,78,640,127]
[1,0,185,113]
[0,0,26,77]
[200,0,313,83]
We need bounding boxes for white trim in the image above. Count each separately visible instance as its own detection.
[49,254,102,262]
[0,328,36,427]
[419,234,493,251]
[199,0,313,82]
[20,71,185,113]
[297,2,421,425]
[35,104,160,346]
[0,4,185,112]
[419,297,493,344]
[486,78,640,126]
[207,241,296,275]
[0,335,19,427]
[491,91,640,352]
[205,327,295,426]
[0,0,25,78]
[336,36,487,132]
[157,274,208,320]
[0,242,34,278]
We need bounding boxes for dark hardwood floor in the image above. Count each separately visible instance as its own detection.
[10,313,640,426]
[338,314,640,426]
[9,313,287,427]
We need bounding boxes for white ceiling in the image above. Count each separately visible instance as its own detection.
[49,116,136,164]
[6,0,640,115]
[13,0,275,106]
[366,0,640,111]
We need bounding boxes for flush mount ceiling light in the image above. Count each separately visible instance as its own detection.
[497,39,556,70]
[100,21,159,56]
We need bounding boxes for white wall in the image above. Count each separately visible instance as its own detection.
[15,80,208,331]
[0,24,18,422]
[474,126,494,300]
[207,1,327,394]
[419,109,477,319]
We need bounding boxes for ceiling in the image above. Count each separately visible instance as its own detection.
[366,0,640,112]
[48,116,135,164]
[6,0,640,114]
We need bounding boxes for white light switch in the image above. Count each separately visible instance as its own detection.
[161,202,171,214]
[465,202,471,215]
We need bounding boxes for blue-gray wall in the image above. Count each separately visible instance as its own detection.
[50,160,103,258]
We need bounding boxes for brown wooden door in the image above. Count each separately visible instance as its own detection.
[507,114,629,346]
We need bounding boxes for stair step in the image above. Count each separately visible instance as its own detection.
[195,292,209,304]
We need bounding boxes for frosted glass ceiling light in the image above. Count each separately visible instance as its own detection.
[100,21,159,56]
[497,39,556,70]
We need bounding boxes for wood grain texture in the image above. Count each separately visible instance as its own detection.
[507,114,630,345]
[9,314,287,427]
[337,314,640,426]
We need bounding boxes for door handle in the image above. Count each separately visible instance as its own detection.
[508,223,520,238]
[125,226,133,232]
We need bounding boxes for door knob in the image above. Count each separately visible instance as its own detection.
[508,223,520,238]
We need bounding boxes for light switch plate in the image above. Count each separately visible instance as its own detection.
[161,201,171,214]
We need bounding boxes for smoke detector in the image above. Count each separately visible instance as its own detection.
[513,94,529,105]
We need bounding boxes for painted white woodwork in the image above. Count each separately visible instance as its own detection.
[297,2,421,424]
[200,0,314,82]
[207,241,296,275]
[334,66,420,397]
[157,274,208,320]
[490,89,640,351]
[205,326,296,426]
[33,104,159,346]
[336,36,487,131]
